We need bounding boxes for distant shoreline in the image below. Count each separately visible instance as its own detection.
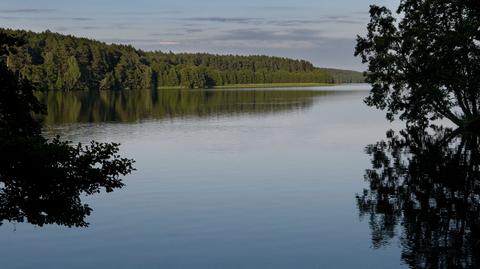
[158,83,338,90]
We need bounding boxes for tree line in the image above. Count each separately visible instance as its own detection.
[3,28,364,91]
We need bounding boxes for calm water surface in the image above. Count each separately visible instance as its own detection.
[1,84,409,268]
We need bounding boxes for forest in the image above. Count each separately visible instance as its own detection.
[3,28,364,91]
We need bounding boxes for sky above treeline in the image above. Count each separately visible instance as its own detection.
[0,0,398,70]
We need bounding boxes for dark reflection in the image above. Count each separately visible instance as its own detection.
[357,127,480,268]
[35,89,341,124]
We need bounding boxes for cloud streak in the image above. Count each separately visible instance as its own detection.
[215,28,323,42]
[182,17,260,24]
[180,15,366,27]
[100,38,179,46]
[0,8,55,13]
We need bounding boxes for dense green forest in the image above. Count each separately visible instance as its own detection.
[3,28,364,91]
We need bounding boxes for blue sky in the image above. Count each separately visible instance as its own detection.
[0,0,398,70]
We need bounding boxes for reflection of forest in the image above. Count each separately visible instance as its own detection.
[358,127,480,268]
[35,89,338,124]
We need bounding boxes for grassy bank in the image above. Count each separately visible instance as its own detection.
[215,83,335,89]
[158,83,336,90]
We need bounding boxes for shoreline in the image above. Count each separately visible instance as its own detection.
[158,83,338,90]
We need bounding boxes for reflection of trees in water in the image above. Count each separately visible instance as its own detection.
[36,89,338,124]
[357,127,480,268]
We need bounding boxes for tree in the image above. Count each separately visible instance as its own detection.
[64,56,81,90]
[165,68,179,86]
[0,35,44,137]
[355,1,480,130]
[42,51,57,89]
[0,32,135,227]
[99,72,118,90]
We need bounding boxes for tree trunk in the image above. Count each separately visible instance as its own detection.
[464,117,480,133]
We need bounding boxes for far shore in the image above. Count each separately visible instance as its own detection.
[158,83,338,90]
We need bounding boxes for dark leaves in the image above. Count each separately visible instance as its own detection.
[356,1,480,129]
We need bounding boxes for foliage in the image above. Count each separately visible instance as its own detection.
[355,1,480,129]
[0,34,45,137]
[0,32,135,227]
[0,136,134,227]
[2,28,364,91]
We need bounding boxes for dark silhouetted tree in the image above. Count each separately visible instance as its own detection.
[355,1,480,130]
[0,32,135,227]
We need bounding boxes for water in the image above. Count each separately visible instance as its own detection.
[0,84,418,268]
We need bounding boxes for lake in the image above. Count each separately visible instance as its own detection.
[0,84,466,268]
